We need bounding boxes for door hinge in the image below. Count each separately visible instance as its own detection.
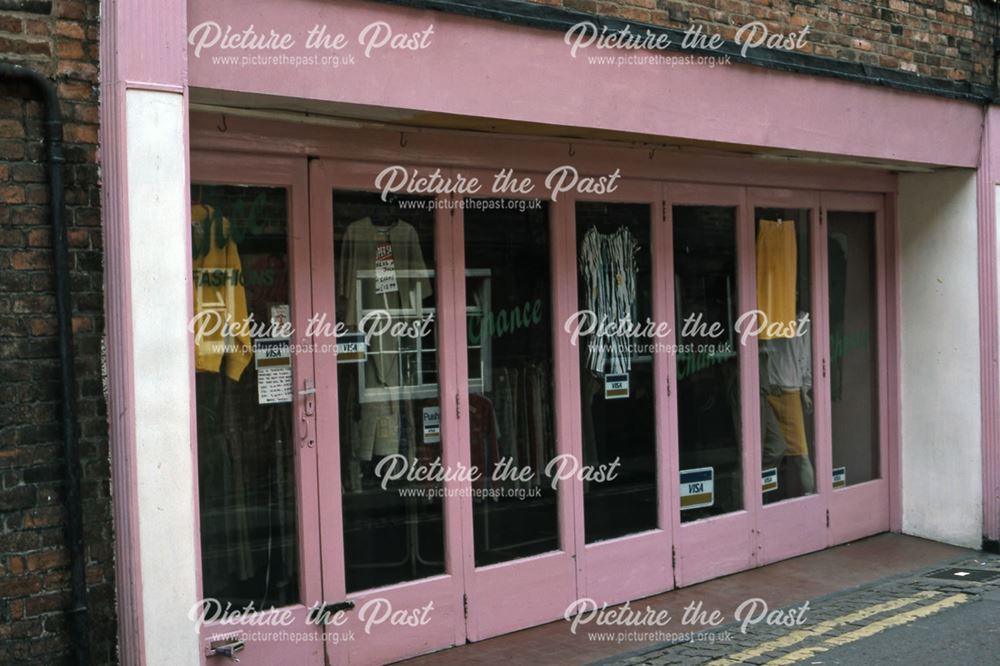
[662,200,667,223]
[826,509,830,528]
[463,593,468,619]
[822,358,827,379]
[456,392,461,419]
[666,376,671,397]
[671,545,676,569]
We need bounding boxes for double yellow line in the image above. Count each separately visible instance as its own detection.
[706,590,969,666]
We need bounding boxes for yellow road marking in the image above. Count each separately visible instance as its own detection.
[765,592,969,665]
[705,591,940,666]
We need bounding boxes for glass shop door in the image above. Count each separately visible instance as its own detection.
[748,188,828,565]
[192,154,325,666]
[666,184,758,587]
[820,193,891,545]
[308,159,466,665]
[566,181,674,606]
[452,175,578,641]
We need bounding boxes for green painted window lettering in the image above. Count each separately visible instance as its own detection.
[468,298,543,344]
[676,348,735,381]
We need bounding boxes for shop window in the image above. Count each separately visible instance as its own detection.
[828,211,879,486]
[192,184,299,609]
[754,208,816,503]
[464,199,559,566]
[673,205,742,522]
[576,202,657,542]
[332,190,445,593]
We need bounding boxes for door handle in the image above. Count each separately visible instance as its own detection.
[300,412,315,448]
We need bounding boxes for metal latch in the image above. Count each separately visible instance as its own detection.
[309,600,356,625]
[207,637,245,661]
[299,379,316,448]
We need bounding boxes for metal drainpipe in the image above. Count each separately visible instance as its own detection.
[0,62,89,666]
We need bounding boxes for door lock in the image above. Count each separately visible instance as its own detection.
[300,379,316,416]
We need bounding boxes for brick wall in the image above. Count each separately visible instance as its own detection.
[0,0,114,664]
[533,0,996,88]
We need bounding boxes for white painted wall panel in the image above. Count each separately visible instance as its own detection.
[125,89,200,665]
[899,170,982,548]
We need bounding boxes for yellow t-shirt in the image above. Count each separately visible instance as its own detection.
[191,204,252,381]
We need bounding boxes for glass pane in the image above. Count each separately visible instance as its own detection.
[333,191,444,592]
[192,185,299,608]
[673,206,741,523]
[828,211,879,486]
[755,209,816,503]
[465,199,559,566]
[576,202,657,542]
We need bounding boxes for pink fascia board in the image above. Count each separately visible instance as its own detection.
[186,0,982,168]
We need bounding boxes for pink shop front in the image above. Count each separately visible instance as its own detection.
[98,0,1000,665]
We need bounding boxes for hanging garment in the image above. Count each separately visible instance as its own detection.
[492,368,517,462]
[192,204,253,381]
[527,367,548,480]
[196,372,255,584]
[761,317,812,392]
[337,217,432,328]
[468,394,500,489]
[756,219,797,340]
[579,226,640,375]
[338,217,431,460]
[269,409,297,581]
[765,390,808,457]
[760,391,787,469]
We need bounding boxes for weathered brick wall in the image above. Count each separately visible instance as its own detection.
[539,0,995,87]
[0,0,114,664]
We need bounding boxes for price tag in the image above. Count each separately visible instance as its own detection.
[374,239,399,295]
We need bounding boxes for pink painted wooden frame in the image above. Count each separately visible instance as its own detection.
[307,159,466,665]
[186,0,982,168]
[187,116,903,656]
[189,152,325,665]
[563,180,674,606]
[451,171,578,641]
[746,188,828,566]
[820,192,892,545]
[188,113,897,195]
[664,183,757,587]
[979,109,1000,547]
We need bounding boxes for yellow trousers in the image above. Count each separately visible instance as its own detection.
[766,390,808,457]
